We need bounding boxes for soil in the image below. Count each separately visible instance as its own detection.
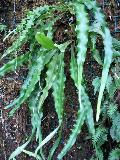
[0,0,120,160]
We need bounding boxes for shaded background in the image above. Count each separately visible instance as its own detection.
[0,0,120,159]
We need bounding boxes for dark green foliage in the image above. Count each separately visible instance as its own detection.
[109,148,120,160]
[0,0,120,159]
[92,73,120,159]
[110,113,120,142]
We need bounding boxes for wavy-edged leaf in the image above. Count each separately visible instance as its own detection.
[70,54,95,135]
[58,86,93,159]
[2,5,50,59]
[70,48,95,152]
[75,3,89,109]
[29,86,45,160]
[5,56,44,114]
[0,52,29,77]
[36,62,62,156]
[58,107,86,159]
[33,54,59,154]
[96,28,113,121]
[82,87,95,135]
[58,3,89,159]
[38,53,59,110]
[52,52,65,123]
[28,86,43,139]
[34,54,60,155]
[88,1,113,121]
[29,87,41,125]
[48,49,67,159]
[47,52,65,159]
[6,49,55,115]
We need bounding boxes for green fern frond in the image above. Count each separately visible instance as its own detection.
[91,149,104,160]
[96,28,113,121]
[0,52,29,77]
[38,53,59,110]
[92,126,107,160]
[82,87,95,135]
[2,6,50,59]
[112,38,120,51]
[107,103,118,119]
[2,5,65,59]
[52,52,65,123]
[6,49,54,115]
[92,127,107,145]
[109,148,120,160]
[87,2,113,121]
[95,148,104,160]
[92,75,116,99]
[110,112,120,142]
[29,87,45,159]
[113,50,120,58]
[58,86,95,159]
[75,3,89,110]
[34,53,63,156]
[57,107,86,159]
[58,3,89,159]
[34,55,66,157]
[92,77,101,95]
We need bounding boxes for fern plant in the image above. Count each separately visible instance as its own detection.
[92,58,120,159]
[0,0,120,159]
